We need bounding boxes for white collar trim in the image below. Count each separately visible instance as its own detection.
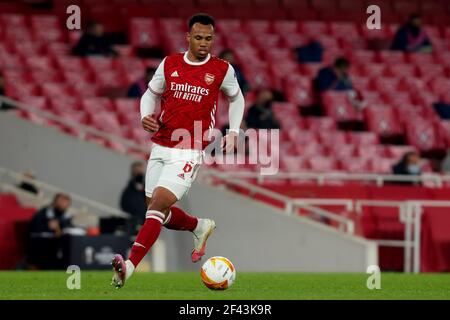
[183,51,211,66]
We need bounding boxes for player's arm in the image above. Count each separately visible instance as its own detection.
[220,64,245,152]
[141,58,166,133]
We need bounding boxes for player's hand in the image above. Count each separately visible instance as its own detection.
[141,114,160,133]
[221,130,239,153]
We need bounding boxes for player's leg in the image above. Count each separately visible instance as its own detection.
[112,146,164,289]
[112,186,174,289]
[158,152,216,263]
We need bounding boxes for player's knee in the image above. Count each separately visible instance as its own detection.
[147,198,171,218]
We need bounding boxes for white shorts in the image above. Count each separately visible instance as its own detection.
[145,143,203,200]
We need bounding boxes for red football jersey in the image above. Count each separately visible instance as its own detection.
[148,52,239,150]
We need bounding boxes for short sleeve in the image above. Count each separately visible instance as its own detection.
[220,63,240,98]
[148,58,166,95]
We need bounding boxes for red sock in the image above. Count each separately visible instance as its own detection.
[164,206,198,231]
[128,210,163,267]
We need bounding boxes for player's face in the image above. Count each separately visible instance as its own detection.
[187,23,214,60]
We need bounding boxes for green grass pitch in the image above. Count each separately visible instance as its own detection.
[0,271,449,300]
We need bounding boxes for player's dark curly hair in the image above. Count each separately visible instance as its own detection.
[188,13,215,31]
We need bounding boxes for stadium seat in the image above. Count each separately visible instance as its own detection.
[364,106,404,138]
[405,120,445,152]
[280,156,307,172]
[307,156,338,172]
[347,132,379,145]
[385,63,417,78]
[326,144,355,158]
[355,144,386,159]
[303,117,336,132]
[129,18,160,48]
[385,145,417,160]
[81,98,113,114]
[369,157,397,174]
[322,91,362,122]
[0,194,19,207]
[338,157,371,173]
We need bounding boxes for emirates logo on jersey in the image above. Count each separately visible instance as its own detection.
[204,73,215,85]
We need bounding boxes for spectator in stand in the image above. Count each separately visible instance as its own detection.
[392,151,422,185]
[314,57,353,93]
[72,21,118,57]
[17,170,39,195]
[314,57,365,111]
[391,14,432,53]
[28,193,72,269]
[219,49,250,94]
[120,161,146,230]
[127,67,156,98]
[440,149,450,173]
[245,89,280,130]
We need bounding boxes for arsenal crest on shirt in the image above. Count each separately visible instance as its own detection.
[204,73,215,85]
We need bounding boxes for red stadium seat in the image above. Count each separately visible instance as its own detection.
[294,142,325,157]
[89,112,123,135]
[382,91,413,106]
[322,91,362,122]
[364,106,404,138]
[307,156,338,172]
[384,63,417,78]
[81,98,113,113]
[370,157,394,173]
[18,96,48,111]
[0,193,19,207]
[317,130,347,146]
[347,132,379,145]
[284,77,315,107]
[114,98,139,114]
[129,18,160,48]
[358,63,385,77]
[417,64,445,80]
[349,50,376,64]
[244,20,272,34]
[326,144,355,158]
[45,42,71,57]
[377,51,405,64]
[55,56,85,72]
[370,77,401,94]
[41,83,71,97]
[303,117,336,132]
[338,157,371,173]
[429,78,450,96]
[299,21,328,36]
[329,22,360,40]
[355,144,386,159]
[280,156,308,172]
[405,120,445,152]
[49,97,81,113]
[273,20,299,35]
[24,56,55,71]
[385,145,417,160]
[406,53,436,65]
[287,129,318,146]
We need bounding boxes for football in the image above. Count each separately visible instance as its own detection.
[200,256,236,290]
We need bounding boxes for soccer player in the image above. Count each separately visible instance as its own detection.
[111,13,245,288]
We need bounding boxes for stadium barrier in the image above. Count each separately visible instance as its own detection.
[0,166,128,220]
[201,170,450,273]
[0,96,148,155]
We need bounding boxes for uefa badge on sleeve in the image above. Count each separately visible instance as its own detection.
[204,73,215,85]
